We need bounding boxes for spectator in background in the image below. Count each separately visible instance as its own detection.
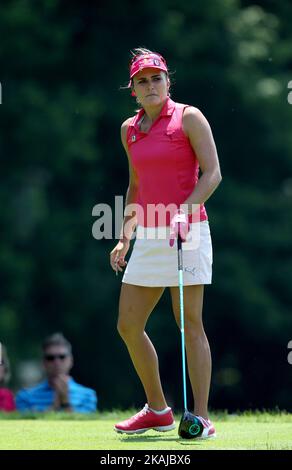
[0,344,16,412]
[16,333,97,413]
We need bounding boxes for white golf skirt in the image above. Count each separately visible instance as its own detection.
[122,220,213,287]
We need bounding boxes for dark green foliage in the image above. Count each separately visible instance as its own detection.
[0,0,291,411]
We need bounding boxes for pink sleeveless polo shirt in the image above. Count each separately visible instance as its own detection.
[126,97,208,227]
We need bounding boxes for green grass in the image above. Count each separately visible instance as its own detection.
[0,411,291,450]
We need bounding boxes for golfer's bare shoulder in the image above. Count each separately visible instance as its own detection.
[182,106,220,173]
[121,117,139,187]
[121,117,133,153]
[182,106,212,140]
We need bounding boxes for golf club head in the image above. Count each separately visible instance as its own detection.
[178,411,204,439]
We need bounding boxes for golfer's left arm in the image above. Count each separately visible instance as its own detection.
[182,107,222,214]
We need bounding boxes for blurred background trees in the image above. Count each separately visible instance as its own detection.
[0,0,291,411]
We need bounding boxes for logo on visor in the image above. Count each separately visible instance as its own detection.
[154,59,161,66]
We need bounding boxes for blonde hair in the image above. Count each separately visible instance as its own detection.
[130,47,158,60]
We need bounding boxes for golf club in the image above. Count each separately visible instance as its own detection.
[177,234,204,439]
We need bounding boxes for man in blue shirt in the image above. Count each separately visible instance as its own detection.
[16,333,97,413]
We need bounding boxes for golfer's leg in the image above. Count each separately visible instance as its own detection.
[170,285,211,418]
[118,283,167,410]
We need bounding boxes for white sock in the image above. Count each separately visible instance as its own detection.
[148,406,170,415]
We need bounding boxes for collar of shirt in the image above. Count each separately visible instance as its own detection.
[131,97,176,131]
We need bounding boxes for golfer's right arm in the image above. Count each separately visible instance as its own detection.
[109,119,138,273]
[119,118,139,241]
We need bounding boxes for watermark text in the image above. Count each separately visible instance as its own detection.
[288,340,292,364]
[288,81,292,105]
[92,196,200,241]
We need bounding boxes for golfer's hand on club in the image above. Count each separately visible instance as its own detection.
[110,238,130,275]
[169,209,190,247]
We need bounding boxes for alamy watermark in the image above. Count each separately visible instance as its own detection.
[288,81,292,105]
[288,340,292,365]
[92,197,201,246]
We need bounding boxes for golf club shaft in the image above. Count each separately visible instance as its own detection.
[177,235,188,412]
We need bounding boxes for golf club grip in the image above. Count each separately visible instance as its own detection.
[177,235,183,271]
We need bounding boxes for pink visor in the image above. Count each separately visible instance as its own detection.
[128,53,168,87]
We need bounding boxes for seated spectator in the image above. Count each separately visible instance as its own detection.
[16,333,97,413]
[0,344,16,412]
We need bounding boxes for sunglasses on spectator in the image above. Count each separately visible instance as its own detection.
[44,354,68,361]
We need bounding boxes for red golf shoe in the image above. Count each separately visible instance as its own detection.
[196,416,216,438]
[114,404,176,435]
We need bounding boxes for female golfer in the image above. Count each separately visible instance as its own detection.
[110,48,222,437]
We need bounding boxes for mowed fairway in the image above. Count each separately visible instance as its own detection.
[0,411,291,450]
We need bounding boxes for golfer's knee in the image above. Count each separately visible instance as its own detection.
[117,316,141,340]
[183,317,205,339]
